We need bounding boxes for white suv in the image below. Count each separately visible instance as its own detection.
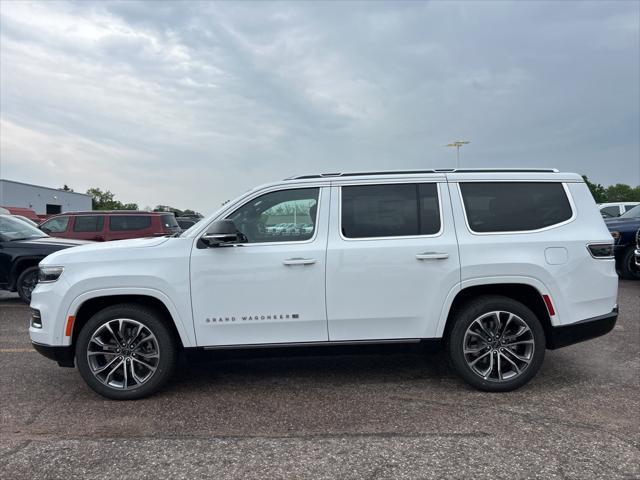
[30,169,619,399]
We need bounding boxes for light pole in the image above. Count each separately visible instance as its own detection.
[445,141,470,168]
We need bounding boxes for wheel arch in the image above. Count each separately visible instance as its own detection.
[438,280,554,347]
[9,256,43,289]
[67,289,194,349]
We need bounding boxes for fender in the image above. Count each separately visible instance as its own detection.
[434,275,556,338]
[64,287,196,348]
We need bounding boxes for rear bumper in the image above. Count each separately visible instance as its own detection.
[548,307,618,349]
[32,342,75,367]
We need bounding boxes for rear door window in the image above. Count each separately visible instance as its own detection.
[73,215,104,232]
[459,182,573,233]
[601,206,620,217]
[109,215,152,231]
[341,183,441,238]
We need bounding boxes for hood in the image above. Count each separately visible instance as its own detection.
[41,235,172,266]
[11,236,93,248]
[70,236,171,252]
[605,217,640,230]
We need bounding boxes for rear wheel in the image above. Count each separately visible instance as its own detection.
[75,304,177,400]
[619,247,640,280]
[16,266,38,304]
[448,295,546,392]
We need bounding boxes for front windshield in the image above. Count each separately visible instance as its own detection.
[0,215,47,241]
[619,205,640,219]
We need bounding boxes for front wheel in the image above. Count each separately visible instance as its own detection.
[448,295,546,392]
[75,304,177,400]
[16,266,39,304]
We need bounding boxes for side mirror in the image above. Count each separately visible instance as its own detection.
[201,220,244,247]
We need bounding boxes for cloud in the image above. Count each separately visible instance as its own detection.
[1,0,638,213]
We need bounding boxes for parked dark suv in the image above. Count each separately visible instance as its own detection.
[39,211,180,242]
[605,204,640,279]
[0,215,89,303]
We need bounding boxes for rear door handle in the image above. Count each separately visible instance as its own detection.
[283,258,316,266]
[416,252,449,260]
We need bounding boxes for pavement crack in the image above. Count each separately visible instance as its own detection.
[24,389,70,426]
[0,440,31,462]
[12,431,492,443]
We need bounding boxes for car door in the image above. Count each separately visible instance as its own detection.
[326,178,461,341]
[190,185,329,346]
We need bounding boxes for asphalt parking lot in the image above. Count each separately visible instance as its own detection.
[0,282,638,480]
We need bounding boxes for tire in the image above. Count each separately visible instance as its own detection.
[75,304,177,400]
[619,247,640,280]
[16,266,39,304]
[447,295,546,392]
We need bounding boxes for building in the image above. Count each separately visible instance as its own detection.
[0,179,92,215]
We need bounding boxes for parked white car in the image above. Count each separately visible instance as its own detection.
[598,202,639,218]
[30,168,618,399]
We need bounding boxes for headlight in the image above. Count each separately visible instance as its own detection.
[38,266,64,283]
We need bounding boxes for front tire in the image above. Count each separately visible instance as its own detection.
[16,266,38,304]
[447,295,546,392]
[75,304,177,400]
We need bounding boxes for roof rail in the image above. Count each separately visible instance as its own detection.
[284,168,559,180]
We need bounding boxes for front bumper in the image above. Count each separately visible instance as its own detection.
[32,342,75,368]
[547,307,618,349]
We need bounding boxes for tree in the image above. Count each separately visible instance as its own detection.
[605,184,637,202]
[153,205,202,217]
[60,184,74,192]
[86,187,138,210]
[582,176,607,203]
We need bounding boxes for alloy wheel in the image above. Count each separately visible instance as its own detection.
[463,310,535,382]
[87,318,160,390]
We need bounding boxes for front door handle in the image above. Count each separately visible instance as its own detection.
[283,258,316,266]
[416,252,449,260]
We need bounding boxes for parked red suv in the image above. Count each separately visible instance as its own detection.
[39,211,180,241]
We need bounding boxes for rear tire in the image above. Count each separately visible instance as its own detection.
[447,295,546,392]
[75,304,177,400]
[16,266,38,304]
[619,247,640,280]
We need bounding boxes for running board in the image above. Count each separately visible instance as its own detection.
[202,338,424,351]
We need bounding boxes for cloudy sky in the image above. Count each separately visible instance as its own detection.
[1,1,639,214]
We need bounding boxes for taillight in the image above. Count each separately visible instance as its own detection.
[587,243,614,258]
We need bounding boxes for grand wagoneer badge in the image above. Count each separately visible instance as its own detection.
[206,314,300,323]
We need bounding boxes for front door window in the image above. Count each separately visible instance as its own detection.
[226,188,319,243]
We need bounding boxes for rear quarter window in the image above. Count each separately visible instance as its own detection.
[108,215,152,231]
[161,214,179,229]
[459,182,573,233]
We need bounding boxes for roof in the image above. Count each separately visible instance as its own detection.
[46,210,173,216]
[0,179,92,198]
[284,168,560,180]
